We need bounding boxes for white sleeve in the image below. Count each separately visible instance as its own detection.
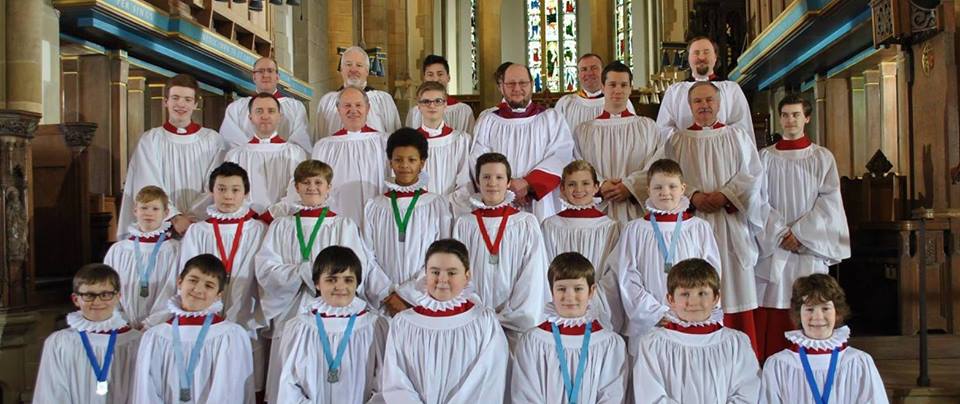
[718,130,765,235]
[32,337,70,403]
[790,152,851,263]
[253,226,314,325]
[500,225,549,333]
[286,101,313,154]
[632,341,680,404]
[726,85,756,145]
[131,331,166,403]
[727,333,762,404]
[219,102,249,149]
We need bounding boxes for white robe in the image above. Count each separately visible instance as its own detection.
[510,307,628,404]
[452,201,549,337]
[632,325,761,404]
[103,224,181,329]
[419,125,473,200]
[760,327,888,404]
[574,113,665,223]
[310,130,389,228]
[541,207,620,328]
[178,207,267,333]
[363,187,452,303]
[224,137,308,213]
[314,89,401,140]
[373,296,509,404]
[33,312,142,404]
[656,79,755,142]
[665,126,764,313]
[604,206,721,340]
[276,298,387,404]
[471,107,575,221]
[755,142,851,308]
[118,125,225,238]
[555,92,635,137]
[132,310,254,403]
[405,100,476,133]
[219,95,312,152]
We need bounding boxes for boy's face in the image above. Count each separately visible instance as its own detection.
[212,175,247,213]
[666,285,719,323]
[72,281,119,322]
[800,300,837,340]
[164,85,198,123]
[602,71,632,108]
[551,278,596,318]
[648,172,686,211]
[425,252,470,302]
[478,162,511,205]
[134,199,168,232]
[315,270,358,308]
[779,103,810,139]
[177,268,223,312]
[417,89,447,122]
[390,145,426,186]
[560,170,599,206]
[423,63,450,86]
[295,175,331,206]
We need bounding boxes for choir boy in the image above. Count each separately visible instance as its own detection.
[511,252,627,403]
[575,61,663,223]
[132,254,254,403]
[602,158,720,346]
[118,73,225,238]
[311,86,389,227]
[34,264,142,403]
[277,246,386,403]
[405,54,476,132]
[632,258,760,403]
[364,128,452,314]
[664,81,764,352]
[760,274,887,403]
[104,186,180,329]
[541,160,619,325]
[413,81,473,201]
[225,92,308,214]
[373,239,509,404]
[754,95,851,362]
[451,153,549,345]
[555,53,636,140]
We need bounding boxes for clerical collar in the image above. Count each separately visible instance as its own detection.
[785,326,850,351]
[249,132,285,144]
[663,307,724,330]
[469,191,516,210]
[418,122,454,139]
[384,174,429,194]
[495,101,546,118]
[206,204,253,221]
[166,296,224,318]
[128,220,172,241]
[596,110,635,119]
[332,125,378,136]
[688,74,720,82]
[578,88,604,99]
[687,121,726,130]
[446,96,461,106]
[163,121,202,135]
[304,296,368,317]
[644,197,691,216]
[67,311,129,333]
[776,135,812,150]
[272,90,285,99]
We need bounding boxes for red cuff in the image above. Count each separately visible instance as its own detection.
[524,169,561,200]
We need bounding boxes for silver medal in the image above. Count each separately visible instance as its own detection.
[96,381,108,396]
[489,254,499,265]
[179,387,191,402]
[327,368,340,383]
[398,231,406,243]
[139,285,149,298]
[664,263,672,273]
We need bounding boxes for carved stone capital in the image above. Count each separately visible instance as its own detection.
[0,110,41,140]
[59,122,98,152]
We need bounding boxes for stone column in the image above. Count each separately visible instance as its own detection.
[477,0,503,108]
[59,122,97,266]
[819,77,854,178]
[4,0,43,113]
[127,76,146,162]
[880,61,902,173]
[851,75,867,174]
[147,80,167,129]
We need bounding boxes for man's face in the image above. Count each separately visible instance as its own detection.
[337,88,369,130]
[341,50,370,88]
[252,58,279,93]
[248,97,281,136]
[577,56,603,93]
[423,63,450,86]
[688,39,717,77]
[688,85,720,125]
[164,86,198,123]
[602,71,632,109]
[779,103,810,138]
[498,65,533,108]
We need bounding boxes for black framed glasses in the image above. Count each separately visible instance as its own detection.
[74,291,118,302]
[417,98,446,107]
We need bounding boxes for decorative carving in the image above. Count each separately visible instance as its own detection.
[911,1,938,34]
[0,110,39,140]
[921,42,935,76]
[872,0,896,45]
[59,122,98,153]
[866,149,895,176]
[0,110,38,308]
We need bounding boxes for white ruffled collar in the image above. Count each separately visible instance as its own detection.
[415,282,475,311]
[384,173,430,193]
[469,190,516,210]
[785,326,851,350]
[166,296,224,318]
[560,197,602,211]
[128,220,171,238]
[303,296,367,316]
[206,204,251,220]
[644,196,691,215]
[66,310,128,332]
[664,307,724,328]
[420,122,447,137]
[291,200,329,211]
[544,302,596,327]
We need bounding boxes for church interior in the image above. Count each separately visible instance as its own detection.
[1,0,960,402]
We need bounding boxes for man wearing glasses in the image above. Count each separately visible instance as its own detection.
[219,57,312,152]
[469,62,575,222]
[314,46,402,142]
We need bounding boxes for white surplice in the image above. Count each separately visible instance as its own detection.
[224,135,308,214]
[104,222,180,328]
[310,127,389,228]
[314,88,401,140]
[405,99,476,133]
[219,94,311,152]
[656,79,755,142]
[417,124,473,201]
[760,326,888,404]
[34,311,142,404]
[555,91,636,138]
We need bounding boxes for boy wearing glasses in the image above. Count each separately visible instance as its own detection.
[405,55,476,133]
[412,81,472,205]
[220,57,312,152]
[34,264,143,403]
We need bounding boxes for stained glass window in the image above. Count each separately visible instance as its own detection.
[614,0,633,71]
[470,0,479,92]
[527,0,578,92]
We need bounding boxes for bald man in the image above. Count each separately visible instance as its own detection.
[314,46,401,141]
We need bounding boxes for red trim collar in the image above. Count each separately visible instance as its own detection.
[297,208,337,218]
[205,210,259,225]
[643,211,695,221]
[686,74,721,82]
[312,309,368,318]
[129,231,173,243]
[163,121,202,135]
[167,314,225,325]
[776,136,813,150]
[596,110,635,119]
[248,134,286,144]
[789,343,848,354]
[471,205,521,218]
[687,122,726,131]
[494,102,547,119]
[332,125,378,136]
[413,300,475,317]
[663,322,723,334]
[557,207,606,218]
[417,125,455,139]
[384,189,427,198]
[446,96,460,106]
[577,89,604,100]
[272,90,285,99]
[91,325,133,335]
[258,211,274,225]
[537,320,604,335]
